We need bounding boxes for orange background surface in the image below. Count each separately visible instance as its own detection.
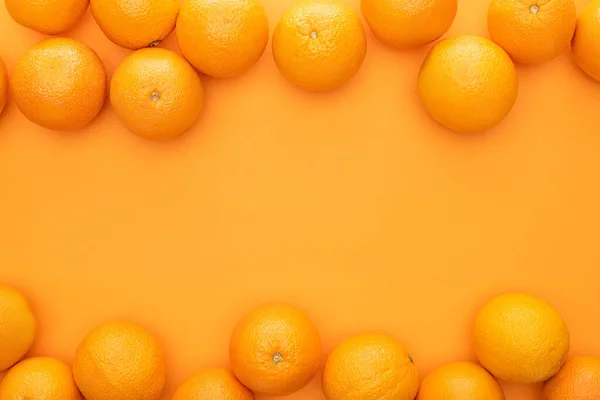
[1,0,600,399]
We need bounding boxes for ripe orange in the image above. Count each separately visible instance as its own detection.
[5,0,88,35]
[572,0,600,82]
[110,48,204,141]
[488,0,576,64]
[417,362,505,400]
[0,357,82,400]
[0,286,36,372]
[272,0,367,92]
[322,334,419,400]
[176,0,269,78]
[473,293,570,383]
[73,321,167,400]
[229,304,322,396]
[418,35,518,133]
[173,368,254,400]
[0,58,7,116]
[90,0,179,50]
[361,0,457,48]
[11,38,107,131]
[543,356,600,400]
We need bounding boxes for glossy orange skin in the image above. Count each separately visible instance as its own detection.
[572,0,600,81]
[0,58,7,116]
[173,368,254,400]
[5,0,88,35]
[543,356,600,400]
[0,287,36,372]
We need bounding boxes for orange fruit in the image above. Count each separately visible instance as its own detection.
[322,334,419,400]
[543,356,600,400]
[361,0,457,48]
[173,368,254,400]
[90,0,179,50]
[73,321,167,400]
[0,357,82,400]
[176,0,269,78]
[0,286,36,372]
[110,48,204,141]
[272,0,367,92]
[418,35,518,133]
[11,38,107,131]
[0,57,7,116]
[572,0,600,82]
[229,304,322,396]
[488,0,576,64]
[473,293,570,383]
[5,0,88,35]
[416,362,505,400]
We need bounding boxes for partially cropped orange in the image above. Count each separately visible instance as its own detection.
[5,0,88,35]
[0,57,7,116]
[73,321,167,400]
[488,0,576,64]
[322,334,419,400]
[0,357,82,400]
[572,0,600,81]
[176,0,269,78]
[272,0,367,92]
[110,48,204,141]
[229,304,321,396]
[0,287,36,372]
[361,0,457,48]
[418,35,518,133]
[11,38,107,131]
[173,368,254,400]
[543,356,600,400]
[90,0,179,49]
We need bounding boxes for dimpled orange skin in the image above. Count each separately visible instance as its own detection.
[172,368,254,400]
[11,38,107,131]
[229,304,322,396]
[572,0,600,82]
[361,0,457,48]
[5,0,88,35]
[418,35,518,133]
[543,356,600,400]
[416,362,505,400]
[90,0,179,50]
[488,0,576,64]
[0,58,7,116]
[272,0,367,92]
[322,334,419,400]
[0,287,36,372]
[110,48,204,141]
[176,0,269,78]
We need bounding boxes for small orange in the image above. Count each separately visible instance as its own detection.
[473,293,570,383]
[572,0,600,81]
[322,334,419,400]
[272,0,367,92]
[0,286,36,372]
[543,356,600,400]
[73,321,167,400]
[90,0,179,50]
[417,362,505,400]
[110,48,204,141]
[488,0,576,64]
[173,368,254,400]
[11,38,107,131]
[229,304,322,396]
[0,57,7,116]
[0,357,82,400]
[176,0,269,78]
[5,0,88,35]
[418,35,518,133]
[361,0,457,48]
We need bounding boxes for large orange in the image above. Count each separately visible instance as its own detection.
[73,321,167,400]
[473,293,570,383]
[322,334,419,400]
[110,48,204,141]
[488,0,576,64]
[272,0,367,92]
[418,35,518,133]
[0,57,7,116]
[11,38,107,131]
[176,0,269,78]
[173,368,254,400]
[543,356,600,400]
[229,304,321,396]
[5,0,88,35]
[572,0,600,82]
[0,287,36,372]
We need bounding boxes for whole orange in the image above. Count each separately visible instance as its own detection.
[90,0,179,50]
[418,35,518,133]
[110,48,204,141]
[361,0,457,48]
[5,0,88,35]
[417,362,505,400]
[229,304,322,396]
[322,334,419,400]
[272,0,367,92]
[73,321,167,400]
[0,357,82,400]
[11,38,107,131]
[0,286,36,372]
[488,0,576,64]
[543,356,600,400]
[173,368,254,400]
[572,0,600,81]
[473,293,570,383]
[0,58,7,116]
[176,0,269,78]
